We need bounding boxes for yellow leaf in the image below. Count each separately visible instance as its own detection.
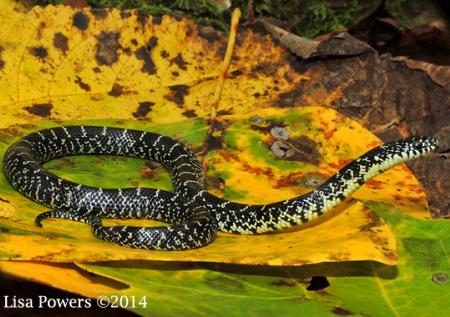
[0,108,417,266]
[0,2,430,268]
[0,260,123,295]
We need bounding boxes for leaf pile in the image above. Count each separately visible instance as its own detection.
[0,2,448,316]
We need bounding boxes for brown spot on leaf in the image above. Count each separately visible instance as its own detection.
[329,159,353,170]
[53,32,68,54]
[268,134,320,164]
[171,53,188,70]
[122,47,131,55]
[0,196,10,203]
[275,171,318,189]
[1,127,23,137]
[271,140,294,158]
[96,32,121,66]
[185,24,194,37]
[132,101,154,118]
[90,8,108,19]
[288,135,320,164]
[332,307,353,316]
[218,110,233,116]
[120,11,131,19]
[206,120,227,151]
[146,36,158,51]
[271,279,296,287]
[24,103,52,117]
[328,252,351,262]
[160,50,169,59]
[392,193,427,204]
[36,21,46,39]
[139,166,161,181]
[182,110,197,118]
[359,210,383,231]
[51,157,77,169]
[229,69,243,78]
[0,47,4,70]
[29,46,47,59]
[72,11,89,31]
[136,10,148,27]
[108,83,124,97]
[152,16,162,25]
[166,85,189,106]
[135,36,158,75]
[218,150,275,179]
[74,76,91,91]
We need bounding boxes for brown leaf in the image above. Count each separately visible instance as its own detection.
[391,56,450,86]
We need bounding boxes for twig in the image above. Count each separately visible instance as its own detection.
[201,8,242,172]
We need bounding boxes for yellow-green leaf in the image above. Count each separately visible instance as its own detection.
[0,3,431,266]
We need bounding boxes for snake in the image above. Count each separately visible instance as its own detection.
[2,125,438,250]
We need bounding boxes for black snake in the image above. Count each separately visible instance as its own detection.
[2,126,438,250]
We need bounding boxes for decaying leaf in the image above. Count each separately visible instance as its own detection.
[0,2,432,266]
[391,56,450,87]
[260,20,372,60]
[255,4,449,218]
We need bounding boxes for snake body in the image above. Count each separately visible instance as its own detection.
[2,126,438,250]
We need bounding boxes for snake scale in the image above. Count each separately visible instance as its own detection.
[2,126,438,250]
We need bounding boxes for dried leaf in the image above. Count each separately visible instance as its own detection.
[391,56,450,86]
[260,21,371,59]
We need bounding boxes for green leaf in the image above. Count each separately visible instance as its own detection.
[76,203,450,316]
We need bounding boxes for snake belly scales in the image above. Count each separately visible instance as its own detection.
[2,126,437,250]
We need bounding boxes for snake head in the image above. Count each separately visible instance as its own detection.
[402,136,439,157]
[376,136,438,163]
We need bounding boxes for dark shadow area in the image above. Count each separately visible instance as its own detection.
[61,262,129,290]
[434,0,450,23]
[206,260,398,279]
[0,259,398,315]
[90,259,398,280]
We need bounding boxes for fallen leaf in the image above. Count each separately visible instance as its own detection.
[2,106,426,265]
[391,56,450,86]
[2,204,442,317]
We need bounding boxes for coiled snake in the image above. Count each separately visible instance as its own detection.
[2,126,438,250]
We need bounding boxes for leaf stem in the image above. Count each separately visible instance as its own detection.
[202,7,241,172]
[210,7,241,120]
